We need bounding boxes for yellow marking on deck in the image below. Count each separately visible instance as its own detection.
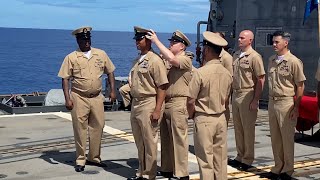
[157,159,320,179]
[2,112,320,179]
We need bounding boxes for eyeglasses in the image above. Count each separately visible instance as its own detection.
[169,40,180,45]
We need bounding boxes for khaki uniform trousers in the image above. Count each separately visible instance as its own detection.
[194,113,227,180]
[70,91,105,166]
[268,98,296,175]
[119,83,131,107]
[160,97,189,177]
[232,90,257,165]
[224,106,230,126]
[131,97,163,180]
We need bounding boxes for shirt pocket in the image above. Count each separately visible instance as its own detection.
[279,70,291,84]
[239,63,252,78]
[240,63,250,69]
[138,67,148,74]
[73,62,87,78]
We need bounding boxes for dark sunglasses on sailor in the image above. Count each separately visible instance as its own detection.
[169,39,181,45]
[199,40,210,46]
[135,36,145,41]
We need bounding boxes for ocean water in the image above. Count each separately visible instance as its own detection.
[0,27,199,94]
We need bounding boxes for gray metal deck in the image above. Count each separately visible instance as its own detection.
[0,109,320,179]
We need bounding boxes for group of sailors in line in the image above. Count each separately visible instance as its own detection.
[58,26,306,180]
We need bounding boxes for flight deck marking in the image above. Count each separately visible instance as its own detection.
[2,112,320,179]
[53,112,200,164]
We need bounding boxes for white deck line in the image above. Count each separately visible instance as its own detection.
[0,111,237,177]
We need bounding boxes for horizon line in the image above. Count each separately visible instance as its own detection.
[0,26,198,35]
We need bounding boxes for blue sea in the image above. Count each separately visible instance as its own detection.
[0,27,199,94]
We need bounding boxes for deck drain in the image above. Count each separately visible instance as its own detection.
[16,171,28,175]
[0,126,6,129]
[0,174,7,178]
[82,170,99,175]
[16,137,30,140]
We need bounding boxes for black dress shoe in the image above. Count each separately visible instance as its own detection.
[156,171,174,178]
[279,173,292,180]
[179,176,190,180]
[74,165,85,172]
[86,160,107,167]
[240,163,256,171]
[127,176,143,180]
[259,172,279,179]
[228,159,242,168]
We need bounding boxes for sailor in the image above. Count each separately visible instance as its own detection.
[229,30,265,171]
[58,26,116,172]
[127,26,168,180]
[119,71,133,108]
[119,83,131,108]
[187,31,232,180]
[261,30,306,179]
[147,30,194,180]
[214,32,233,124]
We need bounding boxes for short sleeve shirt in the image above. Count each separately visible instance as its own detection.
[130,50,169,98]
[166,51,193,97]
[188,60,232,115]
[219,49,233,76]
[58,47,115,95]
[232,47,265,90]
[268,51,306,97]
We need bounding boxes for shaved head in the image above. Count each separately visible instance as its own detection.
[238,30,254,51]
[241,30,254,39]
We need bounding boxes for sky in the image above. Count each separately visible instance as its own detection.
[0,0,210,33]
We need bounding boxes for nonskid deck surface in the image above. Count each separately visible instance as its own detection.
[0,110,320,179]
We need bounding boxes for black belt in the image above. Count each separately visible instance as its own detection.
[71,89,100,98]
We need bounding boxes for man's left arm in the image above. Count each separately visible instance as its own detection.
[103,51,116,102]
[291,59,306,120]
[149,57,169,122]
[291,82,304,120]
[250,55,266,110]
[187,97,195,119]
[250,75,265,110]
[150,84,167,122]
[106,72,116,102]
[187,71,201,119]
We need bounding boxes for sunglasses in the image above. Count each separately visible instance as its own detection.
[135,36,145,41]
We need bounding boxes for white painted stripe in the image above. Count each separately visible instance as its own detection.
[52,112,136,142]
[0,111,237,176]
[0,112,56,118]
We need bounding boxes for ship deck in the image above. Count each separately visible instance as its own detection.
[1,109,320,180]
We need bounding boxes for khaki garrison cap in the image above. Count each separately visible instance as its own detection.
[72,26,92,39]
[168,30,191,47]
[203,31,228,47]
[133,26,150,40]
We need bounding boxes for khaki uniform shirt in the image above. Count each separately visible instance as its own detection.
[268,51,306,97]
[188,60,232,115]
[220,49,233,76]
[130,50,168,98]
[166,51,194,98]
[58,47,115,95]
[232,47,265,90]
[315,58,320,81]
